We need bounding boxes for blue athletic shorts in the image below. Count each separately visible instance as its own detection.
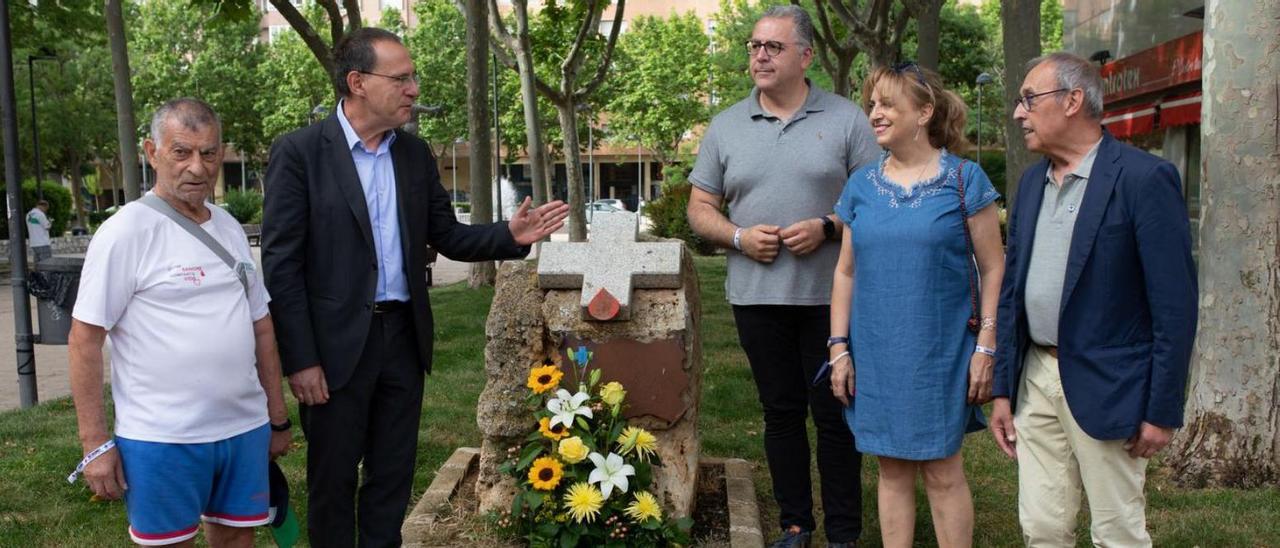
[116,424,271,545]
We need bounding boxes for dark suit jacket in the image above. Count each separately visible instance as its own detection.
[262,113,527,390]
[994,133,1198,440]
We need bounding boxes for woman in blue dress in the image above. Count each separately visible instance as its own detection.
[828,64,1005,547]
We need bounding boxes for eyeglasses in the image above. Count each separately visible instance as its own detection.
[745,40,797,58]
[1014,88,1069,112]
[359,70,419,87]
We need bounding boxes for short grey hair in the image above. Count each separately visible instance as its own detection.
[150,98,222,146]
[760,5,815,48]
[1026,52,1104,119]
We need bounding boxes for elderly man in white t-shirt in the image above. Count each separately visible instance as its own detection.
[68,98,291,547]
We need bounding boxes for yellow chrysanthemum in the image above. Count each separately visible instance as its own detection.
[624,491,663,523]
[527,456,564,491]
[527,364,564,394]
[538,417,569,441]
[617,426,658,461]
[563,482,605,523]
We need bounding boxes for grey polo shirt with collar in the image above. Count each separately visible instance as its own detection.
[1025,139,1103,346]
[689,82,880,306]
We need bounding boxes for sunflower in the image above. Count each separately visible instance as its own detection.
[527,363,564,394]
[563,482,605,523]
[527,456,564,491]
[538,416,569,441]
[624,491,663,523]
[617,426,658,461]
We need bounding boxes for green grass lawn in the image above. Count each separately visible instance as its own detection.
[1,256,1277,546]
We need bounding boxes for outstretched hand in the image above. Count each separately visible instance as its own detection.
[509,197,569,246]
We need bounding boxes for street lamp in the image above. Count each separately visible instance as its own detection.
[27,52,56,201]
[975,72,993,166]
[576,103,596,224]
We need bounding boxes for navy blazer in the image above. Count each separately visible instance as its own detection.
[993,133,1198,440]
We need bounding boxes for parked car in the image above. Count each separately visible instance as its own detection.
[591,199,627,211]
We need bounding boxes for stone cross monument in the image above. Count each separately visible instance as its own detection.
[475,211,704,518]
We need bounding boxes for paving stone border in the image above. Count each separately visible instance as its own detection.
[403,447,763,547]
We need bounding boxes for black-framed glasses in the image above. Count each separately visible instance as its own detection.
[892,61,928,88]
[745,40,795,58]
[1014,88,1069,112]
[359,70,419,87]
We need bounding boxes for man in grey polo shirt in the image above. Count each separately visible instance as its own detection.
[686,6,878,547]
[991,52,1196,546]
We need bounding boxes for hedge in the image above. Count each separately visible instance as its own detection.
[0,180,72,241]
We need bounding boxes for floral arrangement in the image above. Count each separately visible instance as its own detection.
[496,346,692,547]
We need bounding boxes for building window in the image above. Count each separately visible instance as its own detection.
[598,19,627,36]
[265,0,303,12]
[268,25,290,44]
[380,0,399,11]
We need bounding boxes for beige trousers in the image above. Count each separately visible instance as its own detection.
[1014,345,1152,547]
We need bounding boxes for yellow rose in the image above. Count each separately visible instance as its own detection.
[557,436,590,464]
[599,381,626,407]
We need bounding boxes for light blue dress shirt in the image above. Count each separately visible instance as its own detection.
[337,102,409,302]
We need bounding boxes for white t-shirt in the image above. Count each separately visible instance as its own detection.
[26,208,51,247]
[72,196,271,443]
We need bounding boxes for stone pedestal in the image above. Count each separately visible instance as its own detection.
[475,214,703,518]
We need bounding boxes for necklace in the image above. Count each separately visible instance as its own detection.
[888,150,940,188]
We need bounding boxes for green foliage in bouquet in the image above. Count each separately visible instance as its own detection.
[494,346,693,547]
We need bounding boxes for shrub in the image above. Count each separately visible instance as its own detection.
[0,181,72,241]
[644,162,716,255]
[957,149,1007,199]
[223,188,264,224]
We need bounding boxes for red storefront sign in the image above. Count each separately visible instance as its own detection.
[1100,31,1202,104]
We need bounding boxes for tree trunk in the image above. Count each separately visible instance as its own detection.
[105,0,140,202]
[513,12,548,207]
[999,0,1040,205]
[913,0,943,72]
[465,0,496,287]
[557,100,587,242]
[65,147,86,229]
[1165,0,1280,489]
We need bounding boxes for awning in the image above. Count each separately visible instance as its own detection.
[1102,91,1202,139]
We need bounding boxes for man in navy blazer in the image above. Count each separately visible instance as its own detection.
[988,52,1197,547]
[262,28,568,547]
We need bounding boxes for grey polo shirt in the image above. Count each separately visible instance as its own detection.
[689,83,880,306]
[1025,139,1102,346]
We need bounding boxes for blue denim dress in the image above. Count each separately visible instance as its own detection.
[834,151,998,460]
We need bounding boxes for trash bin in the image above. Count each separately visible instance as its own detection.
[28,256,84,345]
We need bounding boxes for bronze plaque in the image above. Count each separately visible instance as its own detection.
[559,336,690,427]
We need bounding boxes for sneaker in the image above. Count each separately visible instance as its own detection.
[769,528,812,548]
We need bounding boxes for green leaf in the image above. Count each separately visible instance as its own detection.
[518,444,542,470]
[560,528,580,548]
[576,416,591,431]
[588,368,602,387]
[528,492,545,509]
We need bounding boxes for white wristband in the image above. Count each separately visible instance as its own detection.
[975,344,996,357]
[68,439,116,484]
[732,227,744,251]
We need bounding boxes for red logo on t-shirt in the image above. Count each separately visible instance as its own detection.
[170,265,206,286]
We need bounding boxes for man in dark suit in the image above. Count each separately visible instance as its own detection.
[989,52,1197,547]
[262,27,567,547]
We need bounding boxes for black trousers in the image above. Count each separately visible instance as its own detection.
[300,308,424,548]
[733,304,863,543]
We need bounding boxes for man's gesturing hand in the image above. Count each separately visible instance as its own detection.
[780,218,826,256]
[740,224,781,263]
[509,197,569,245]
[289,365,329,406]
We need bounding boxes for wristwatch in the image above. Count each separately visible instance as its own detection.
[270,418,293,432]
[821,216,836,240]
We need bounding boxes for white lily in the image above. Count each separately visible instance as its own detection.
[546,389,593,429]
[587,451,635,499]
